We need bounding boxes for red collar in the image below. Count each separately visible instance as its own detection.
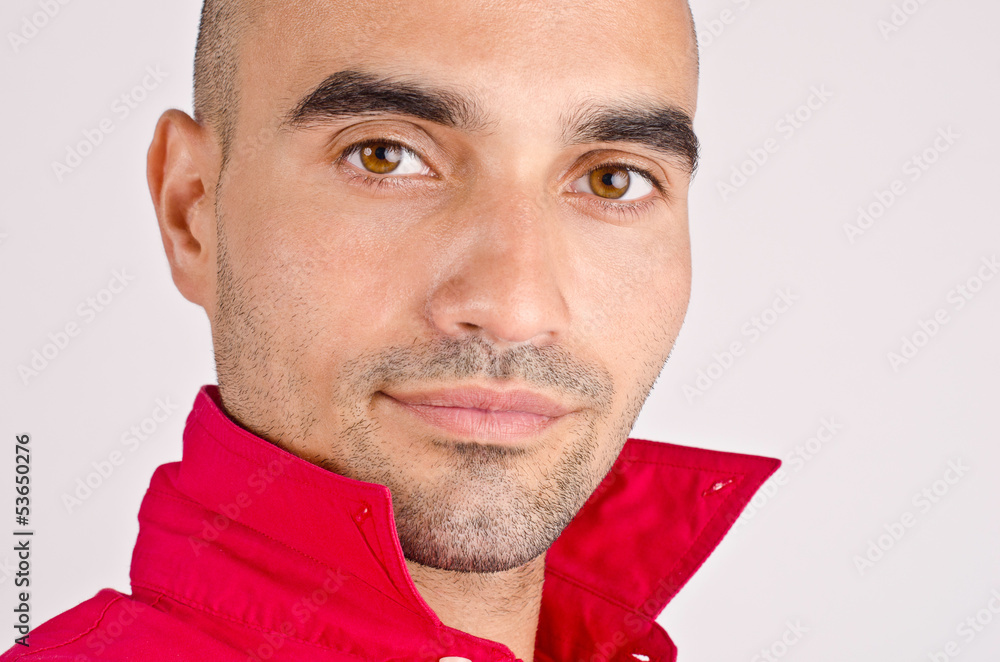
[130,386,779,662]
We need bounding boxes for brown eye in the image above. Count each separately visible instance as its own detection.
[573,164,656,202]
[359,142,403,173]
[588,166,631,199]
[345,140,430,176]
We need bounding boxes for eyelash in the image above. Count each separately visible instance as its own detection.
[581,160,666,219]
[337,139,667,220]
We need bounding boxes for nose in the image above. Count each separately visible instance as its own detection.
[425,187,570,349]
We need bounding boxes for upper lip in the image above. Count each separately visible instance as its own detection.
[381,385,576,418]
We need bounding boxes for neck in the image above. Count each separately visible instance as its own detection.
[405,552,548,662]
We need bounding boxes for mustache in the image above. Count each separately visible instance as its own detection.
[342,335,615,408]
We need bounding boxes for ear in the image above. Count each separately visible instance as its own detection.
[147,109,219,316]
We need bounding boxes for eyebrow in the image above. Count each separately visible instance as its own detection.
[284,69,699,175]
[560,101,700,175]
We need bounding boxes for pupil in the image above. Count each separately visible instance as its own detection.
[602,172,615,186]
[375,146,386,160]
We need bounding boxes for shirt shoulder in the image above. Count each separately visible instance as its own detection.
[0,589,239,661]
[0,589,127,660]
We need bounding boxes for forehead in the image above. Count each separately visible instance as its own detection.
[239,0,698,125]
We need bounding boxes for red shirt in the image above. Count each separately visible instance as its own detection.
[3,386,778,661]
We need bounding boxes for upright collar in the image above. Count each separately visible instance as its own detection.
[130,386,779,662]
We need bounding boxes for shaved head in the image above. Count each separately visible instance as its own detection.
[177,0,701,577]
[150,1,705,654]
[192,0,698,167]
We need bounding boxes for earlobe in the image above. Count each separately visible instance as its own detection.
[147,109,218,311]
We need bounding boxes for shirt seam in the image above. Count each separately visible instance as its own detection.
[542,469,752,661]
[11,593,124,659]
[618,458,748,474]
[550,464,748,613]
[140,487,426,620]
[190,416,387,504]
[130,582,386,660]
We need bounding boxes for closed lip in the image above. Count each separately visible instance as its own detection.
[380,385,576,418]
[380,384,577,443]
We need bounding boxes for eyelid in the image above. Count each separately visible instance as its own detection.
[564,157,672,223]
[333,135,670,220]
[576,162,662,194]
[572,150,669,192]
[339,138,435,178]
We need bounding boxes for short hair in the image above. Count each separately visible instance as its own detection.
[193,0,252,163]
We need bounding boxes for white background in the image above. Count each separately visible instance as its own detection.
[1,0,998,660]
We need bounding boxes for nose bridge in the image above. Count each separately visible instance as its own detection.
[425,176,570,347]
[477,182,550,256]
[478,189,557,298]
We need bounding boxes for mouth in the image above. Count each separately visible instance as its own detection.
[379,385,576,444]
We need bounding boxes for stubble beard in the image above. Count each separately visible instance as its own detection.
[212,213,664,574]
[331,338,653,574]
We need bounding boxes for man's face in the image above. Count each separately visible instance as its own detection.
[207,0,697,572]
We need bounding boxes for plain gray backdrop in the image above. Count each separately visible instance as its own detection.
[2,0,998,659]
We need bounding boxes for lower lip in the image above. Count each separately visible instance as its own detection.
[382,394,562,443]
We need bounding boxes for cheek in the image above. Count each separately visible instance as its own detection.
[575,223,691,352]
[575,237,690,424]
[230,201,433,368]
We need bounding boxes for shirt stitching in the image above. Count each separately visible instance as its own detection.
[618,458,749,475]
[542,470,753,660]
[129,582,425,660]
[191,417,386,504]
[140,487,426,619]
[12,593,124,659]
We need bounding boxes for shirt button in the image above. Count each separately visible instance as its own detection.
[438,658,472,662]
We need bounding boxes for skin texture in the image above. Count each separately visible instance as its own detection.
[147,1,698,659]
